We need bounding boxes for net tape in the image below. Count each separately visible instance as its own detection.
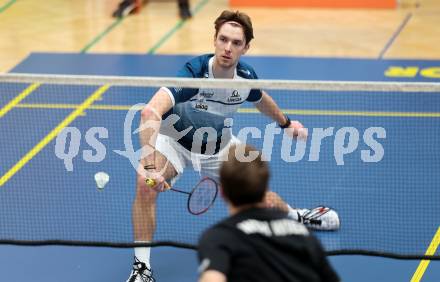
[2,73,440,92]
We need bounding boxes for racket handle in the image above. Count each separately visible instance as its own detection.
[146,178,156,187]
[145,178,171,191]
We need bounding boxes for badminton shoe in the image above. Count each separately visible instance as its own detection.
[112,0,138,18]
[126,256,155,282]
[298,206,340,231]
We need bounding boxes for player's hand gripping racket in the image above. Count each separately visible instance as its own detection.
[146,177,218,215]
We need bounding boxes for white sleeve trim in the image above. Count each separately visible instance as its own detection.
[161,87,175,106]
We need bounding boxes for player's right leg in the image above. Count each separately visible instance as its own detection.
[128,134,183,282]
[128,152,177,282]
[133,150,178,243]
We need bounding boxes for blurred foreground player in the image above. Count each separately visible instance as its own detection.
[198,144,340,282]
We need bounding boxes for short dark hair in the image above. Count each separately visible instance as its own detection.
[214,10,254,45]
[220,145,269,206]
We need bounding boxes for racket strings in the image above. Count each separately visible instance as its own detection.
[188,179,218,215]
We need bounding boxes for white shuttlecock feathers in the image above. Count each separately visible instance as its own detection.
[95,172,109,189]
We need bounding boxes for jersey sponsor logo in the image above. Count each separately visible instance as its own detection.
[270,219,309,236]
[237,219,272,236]
[227,90,242,103]
[237,218,309,237]
[195,103,208,111]
[200,91,214,98]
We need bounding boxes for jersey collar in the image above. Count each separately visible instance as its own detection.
[209,56,237,79]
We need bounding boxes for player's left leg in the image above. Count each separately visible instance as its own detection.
[264,191,340,231]
[196,137,340,231]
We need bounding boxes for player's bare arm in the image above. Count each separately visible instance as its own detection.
[254,91,308,140]
[139,88,173,189]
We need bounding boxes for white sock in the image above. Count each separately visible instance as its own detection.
[286,204,300,221]
[134,242,151,269]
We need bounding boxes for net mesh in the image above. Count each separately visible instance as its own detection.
[0,73,439,259]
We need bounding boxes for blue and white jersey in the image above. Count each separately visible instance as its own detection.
[161,54,262,153]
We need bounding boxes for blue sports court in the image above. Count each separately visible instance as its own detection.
[0,52,439,281]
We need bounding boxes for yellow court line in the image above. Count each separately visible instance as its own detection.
[411,227,440,282]
[241,108,440,118]
[15,103,77,110]
[0,83,40,118]
[90,104,143,111]
[0,85,110,187]
[15,103,142,111]
[13,103,440,118]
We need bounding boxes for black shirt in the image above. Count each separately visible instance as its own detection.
[198,208,339,282]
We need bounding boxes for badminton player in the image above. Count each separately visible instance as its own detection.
[126,10,339,282]
[198,144,340,282]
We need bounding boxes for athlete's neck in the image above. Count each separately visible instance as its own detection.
[212,58,236,79]
[229,202,266,215]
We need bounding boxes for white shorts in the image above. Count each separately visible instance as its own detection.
[155,134,241,185]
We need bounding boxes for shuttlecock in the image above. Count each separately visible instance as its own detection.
[95,172,109,190]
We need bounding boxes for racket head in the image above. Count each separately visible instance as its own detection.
[187,177,218,215]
